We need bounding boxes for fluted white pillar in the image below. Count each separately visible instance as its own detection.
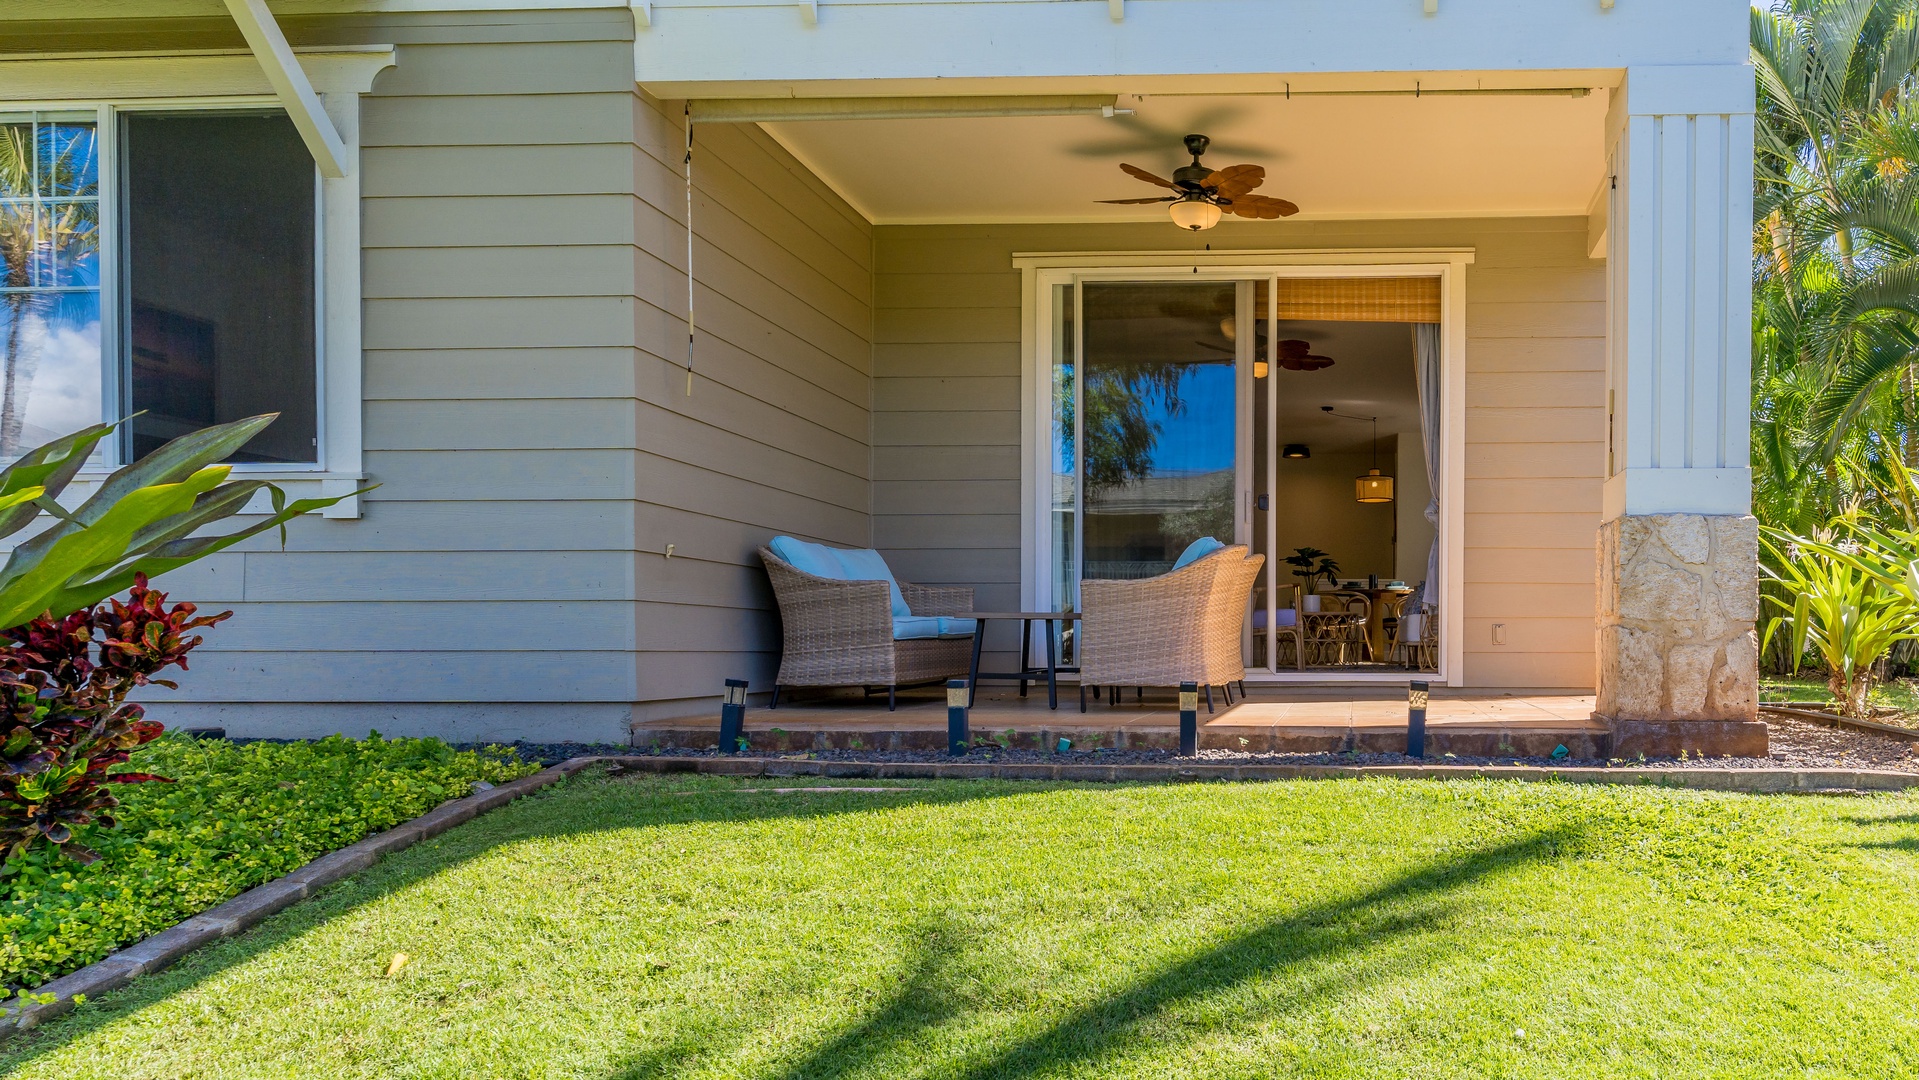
[1596,65,1763,755]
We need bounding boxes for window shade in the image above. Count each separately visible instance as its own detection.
[1270,277,1441,322]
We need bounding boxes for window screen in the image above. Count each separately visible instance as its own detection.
[123,112,317,463]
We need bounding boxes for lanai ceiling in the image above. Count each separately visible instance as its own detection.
[761,89,1610,225]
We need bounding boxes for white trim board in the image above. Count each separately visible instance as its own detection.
[1017,249,1472,686]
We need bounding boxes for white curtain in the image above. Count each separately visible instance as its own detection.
[1413,323,1442,599]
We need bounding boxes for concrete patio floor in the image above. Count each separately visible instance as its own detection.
[634,686,1608,759]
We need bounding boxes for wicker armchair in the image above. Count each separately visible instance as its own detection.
[760,546,975,710]
[1077,544,1265,713]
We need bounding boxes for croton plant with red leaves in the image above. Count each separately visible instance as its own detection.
[0,575,230,864]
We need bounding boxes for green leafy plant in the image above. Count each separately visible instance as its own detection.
[0,414,366,863]
[1761,529,1919,716]
[1282,547,1340,595]
[1,733,534,990]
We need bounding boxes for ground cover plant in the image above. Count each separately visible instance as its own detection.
[1,734,534,993]
[4,771,1918,1078]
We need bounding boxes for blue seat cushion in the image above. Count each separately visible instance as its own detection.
[833,547,911,618]
[771,536,910,617]
[1251,608,1298,631]
[891,616,977,640]
[1171,536,1227,570]
[892,615,943,640]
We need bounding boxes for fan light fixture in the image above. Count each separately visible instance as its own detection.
[1096,134,1299,232]
[1282,443,1310,459]
[1321,407,1395,504]
[1169,196,1221,232]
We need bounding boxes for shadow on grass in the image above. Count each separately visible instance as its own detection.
[0,772,1014,1069]
[739,826,1579,1080]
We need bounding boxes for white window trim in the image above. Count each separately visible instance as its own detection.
[0,47,395,518]
[1014,248,1472,686]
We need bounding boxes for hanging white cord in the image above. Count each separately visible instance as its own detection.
[683,102,695,396]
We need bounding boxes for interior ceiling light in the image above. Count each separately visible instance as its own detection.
[1097,133,1299,231]
[1282,443,1311,459]
[1321,406,1395,504]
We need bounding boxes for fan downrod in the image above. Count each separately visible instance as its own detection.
[1173,133,1213,188]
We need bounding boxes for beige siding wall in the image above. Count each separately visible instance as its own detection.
[628,98,873,718]
[142,24,872,736]
[872,218,1602,689]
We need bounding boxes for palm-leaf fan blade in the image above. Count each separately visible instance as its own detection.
[1119,163,1177,188]
[1226,194,1299,219]
[1097,196,1177,204]
[1204,164,1265,197]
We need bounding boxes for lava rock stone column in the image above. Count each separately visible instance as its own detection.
[1596,514,1765,757]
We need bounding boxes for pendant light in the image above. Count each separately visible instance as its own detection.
[1321,407,1395,504]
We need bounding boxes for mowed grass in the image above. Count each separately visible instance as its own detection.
[5,772,1919,1079]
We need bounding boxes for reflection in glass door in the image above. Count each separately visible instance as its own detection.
[1049,279,1245,660]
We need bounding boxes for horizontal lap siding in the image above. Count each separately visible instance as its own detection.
[628,98,873,709]
[871,218,1600,688]
[161,38,647,730]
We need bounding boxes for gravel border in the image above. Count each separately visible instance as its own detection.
[9,744,1918,1046]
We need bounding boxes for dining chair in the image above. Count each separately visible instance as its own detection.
[1305,590,1369,666]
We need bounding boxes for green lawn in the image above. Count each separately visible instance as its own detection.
[5,771,1919,1078]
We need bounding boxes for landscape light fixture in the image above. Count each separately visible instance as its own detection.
[1320,406,1395,504]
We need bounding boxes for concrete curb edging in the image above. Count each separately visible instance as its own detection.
[7,750,1917,1045]
[597,754,1919,792]
[0,757,598,1044]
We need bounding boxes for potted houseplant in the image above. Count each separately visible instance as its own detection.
[1284,547,1340,612]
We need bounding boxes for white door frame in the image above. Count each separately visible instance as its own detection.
[1015,248,1473,685]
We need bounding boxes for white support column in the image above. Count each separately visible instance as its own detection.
[1603,65,1754,520]
[1596,65,1764,754]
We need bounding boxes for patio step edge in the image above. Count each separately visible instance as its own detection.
[608,755,1919,793]
[0,758,586,1045]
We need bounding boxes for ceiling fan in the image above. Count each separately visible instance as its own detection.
[1100,133,1300,231]
[1195,337,1333,376]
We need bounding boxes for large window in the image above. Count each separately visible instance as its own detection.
[0,109,318,467]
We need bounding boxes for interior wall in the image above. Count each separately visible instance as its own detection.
[872,217,1602,689]
[1272,450,1396,583]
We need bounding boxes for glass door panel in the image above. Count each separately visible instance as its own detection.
[1078,280,1238,582]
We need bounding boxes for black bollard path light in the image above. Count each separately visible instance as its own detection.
[1178,681,1199,757]
[718,678,748,754]
[1407,680,1429,759]
[947,679,971,756]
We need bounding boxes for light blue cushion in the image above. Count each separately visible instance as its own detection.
[1251,608,1298,631]
[771,537,911,617]
[834,547,910,617]
[769,535,843,580]
[892,615,944,640]
[1171,536,1227,570]
[892,616,977,640]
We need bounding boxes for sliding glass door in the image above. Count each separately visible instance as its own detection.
[1046,277,1253,659]
[1034,263,1451,680]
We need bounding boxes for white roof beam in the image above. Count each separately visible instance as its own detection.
[222,0,349,178]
